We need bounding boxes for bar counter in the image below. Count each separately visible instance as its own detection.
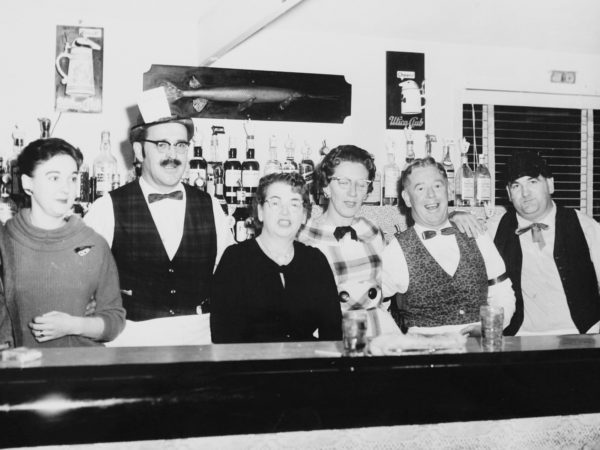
[2,334,600,448]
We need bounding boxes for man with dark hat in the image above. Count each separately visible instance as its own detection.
[494,151,600,336]
[85,88,234,345]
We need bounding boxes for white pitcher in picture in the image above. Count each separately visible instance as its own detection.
[55,37,101,99]
[399,79,426,115]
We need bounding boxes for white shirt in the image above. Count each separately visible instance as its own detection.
[504,203,600,336]
[84,177,234,269]
[382,220,515,330]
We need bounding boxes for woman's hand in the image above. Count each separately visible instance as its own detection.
[28,311,81,343]
[449,211,486,238]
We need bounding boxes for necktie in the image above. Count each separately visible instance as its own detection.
[148,190,183,203]
[515,223,549,249]
[333,226,358,241]
[421,227,457,240]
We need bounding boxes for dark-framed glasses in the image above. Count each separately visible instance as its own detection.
[330,176,372,192]
[143,139,190,154]
[263,197,304,213]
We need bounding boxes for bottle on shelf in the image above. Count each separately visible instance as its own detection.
[299,141,315,191]
[9,125,25,196]
[93,130,118,198]
[474,152,492,207]
[207,125,225,198]
[281,134,299,174]
[213,162,225,208]
[189,126,208,192]
[38,118,51,139]
[241,121,260,206]
[425,134,437,160]
[363,170,381,206]
[403,126,415,174]
[455,138,474,207]
[76,162,90,203]
[442,139,455,207]
[264,135,282,176]
[224,137,242,205]
[232,205,252,243]
[382,152,400,206]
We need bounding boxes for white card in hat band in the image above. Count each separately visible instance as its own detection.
[137,87,172,123]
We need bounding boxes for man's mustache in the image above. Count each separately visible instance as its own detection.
[160,158,182,167]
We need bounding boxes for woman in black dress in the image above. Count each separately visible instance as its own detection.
[210,172,342,344]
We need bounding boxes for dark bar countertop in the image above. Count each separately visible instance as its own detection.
[1,334,599,448]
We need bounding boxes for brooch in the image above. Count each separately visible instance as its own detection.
[74,245,94,256]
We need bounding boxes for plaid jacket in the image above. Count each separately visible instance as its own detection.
[298,216,385,311]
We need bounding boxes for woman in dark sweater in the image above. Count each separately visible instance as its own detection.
[3,138,125,348]
[210,172,342,344]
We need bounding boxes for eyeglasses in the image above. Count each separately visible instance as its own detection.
[330,176,372,192]
[143,139,190,154]
[263,197,304,213]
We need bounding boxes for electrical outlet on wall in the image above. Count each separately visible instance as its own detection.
[551,70,576,84]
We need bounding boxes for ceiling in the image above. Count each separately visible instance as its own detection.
[10,0,600,58]
[266,0,600,55]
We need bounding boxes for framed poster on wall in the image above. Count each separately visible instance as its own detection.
[386,51,425,130]
[55,25,104,113]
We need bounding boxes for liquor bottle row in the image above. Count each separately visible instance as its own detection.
[372,136,492,208]
[180,120,327,212]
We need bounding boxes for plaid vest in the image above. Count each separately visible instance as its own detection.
[110,181,216,320]
[495,206,600,335]
[393,227,487,328]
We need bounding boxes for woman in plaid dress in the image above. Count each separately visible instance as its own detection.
[298,145,399,336]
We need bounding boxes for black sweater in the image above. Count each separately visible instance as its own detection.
[210,239,342,344]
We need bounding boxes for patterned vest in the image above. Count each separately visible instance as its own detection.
[110,181,216,320]
[393,227,488,328]
[494,206,600,335]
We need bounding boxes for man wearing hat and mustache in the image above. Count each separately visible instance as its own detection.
[491,151,600,336]
[85,88,234,345]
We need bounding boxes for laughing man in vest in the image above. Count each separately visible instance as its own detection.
[85,91,234,346]
[382,157,515,335]
[494,151,600,336]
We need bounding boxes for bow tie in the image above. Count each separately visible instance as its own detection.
[148,190,183,203]
[333,226,358,241]
[516,223,549,249]
[421,227,457,240]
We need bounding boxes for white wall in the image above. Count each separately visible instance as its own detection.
[2,1,600,177]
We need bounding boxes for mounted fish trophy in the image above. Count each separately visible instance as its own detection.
[143,64,352,124]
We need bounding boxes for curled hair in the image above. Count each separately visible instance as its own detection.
[252,172,311,236]
[18,138,84,177]
[397,157,448,227]
[312,145,376,207]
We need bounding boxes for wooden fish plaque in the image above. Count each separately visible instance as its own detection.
[143,64,351,124]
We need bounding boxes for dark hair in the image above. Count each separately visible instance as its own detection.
[313,145,376,206]
[252,172,311,236]
[397,157,448,227]
[18,138,84,177]
[504,150,553,185]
